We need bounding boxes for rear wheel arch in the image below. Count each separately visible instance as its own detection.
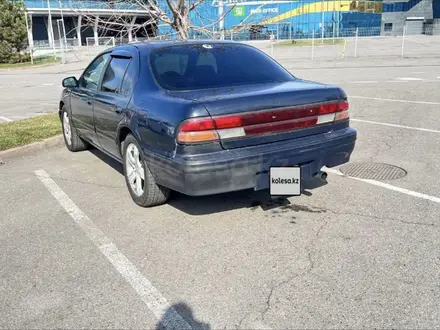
[122,133,170,207]
[118,126,133,156]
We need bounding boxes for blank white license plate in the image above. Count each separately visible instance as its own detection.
[270,167,301,196]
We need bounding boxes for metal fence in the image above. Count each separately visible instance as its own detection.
[201,25,440,61]
[26,24,440,65]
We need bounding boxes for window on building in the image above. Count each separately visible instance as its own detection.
[384,23,393,32]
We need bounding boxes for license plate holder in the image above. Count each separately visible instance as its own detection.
[270,166,301,196]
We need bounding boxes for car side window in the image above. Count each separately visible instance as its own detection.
[101,57,131,94]
[81,53,110,91]
[120,60,136,97]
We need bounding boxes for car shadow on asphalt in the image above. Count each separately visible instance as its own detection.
[156,302,211,330]
[89,148,124,174]
[88,149,327,215]
[169,178,327,216]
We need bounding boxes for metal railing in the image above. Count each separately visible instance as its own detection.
[27,23,440,65]
[25,0,141,10]
[193,25,440,61]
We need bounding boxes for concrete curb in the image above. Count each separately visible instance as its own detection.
[0,135,64,164]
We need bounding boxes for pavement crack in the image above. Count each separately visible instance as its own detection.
[258,206,435,323]
[306,218,329,273]
[261,217,329,322]
[370,135,394,162]
[237,313,248,329]
[326,208,436,227]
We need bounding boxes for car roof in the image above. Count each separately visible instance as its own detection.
[107,39,248,54]
[136,39,239,48]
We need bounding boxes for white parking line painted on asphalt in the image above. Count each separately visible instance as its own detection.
[351,118,440,133]
[326,168,440,205]
[349,81,379,84]
[0,116,12,122]
[350,96,440,105]
[42,83,54,86]
[396,77,423,81]
[385,80,408,83]
[34,169,191,330]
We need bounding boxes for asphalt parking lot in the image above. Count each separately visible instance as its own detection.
[0,63,83,123]
[1,55,440,329]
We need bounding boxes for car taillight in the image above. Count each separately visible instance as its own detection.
[177,100,349,144]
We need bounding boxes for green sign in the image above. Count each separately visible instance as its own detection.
[233,6,245,17]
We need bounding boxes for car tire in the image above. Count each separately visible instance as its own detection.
[61,106,89,152]
[122,134,170,207]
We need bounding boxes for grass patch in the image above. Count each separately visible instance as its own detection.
[276,38,345,47]
[0,113,62,151]
[0,56,59,69]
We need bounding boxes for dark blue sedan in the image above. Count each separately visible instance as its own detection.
[59,40,356,207]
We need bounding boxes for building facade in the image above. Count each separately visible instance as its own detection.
[24,0,156,47]
[188,0,440,38]
[23,0,440,47]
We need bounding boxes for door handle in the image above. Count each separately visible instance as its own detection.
[114,107,124,114]
[80,97,92,105]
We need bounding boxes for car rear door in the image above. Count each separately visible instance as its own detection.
[70,52,110,144]
[93,50,136,158]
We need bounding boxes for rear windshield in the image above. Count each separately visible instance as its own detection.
[149,43,294,90]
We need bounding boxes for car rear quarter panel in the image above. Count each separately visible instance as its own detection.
[132,54,211,158]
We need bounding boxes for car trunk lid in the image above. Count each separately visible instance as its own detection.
[169,80,348,149]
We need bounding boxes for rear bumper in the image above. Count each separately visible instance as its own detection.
[146,127,357,196]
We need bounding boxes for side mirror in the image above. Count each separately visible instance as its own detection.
[62,76,78,88]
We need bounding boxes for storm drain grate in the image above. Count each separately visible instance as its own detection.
[339,162,407,181]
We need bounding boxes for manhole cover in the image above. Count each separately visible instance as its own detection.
[339,162,407,180]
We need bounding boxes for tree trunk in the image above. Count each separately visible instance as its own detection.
[172,6,189,40]
[175,24,189,39]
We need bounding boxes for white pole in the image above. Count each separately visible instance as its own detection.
[94,16,99,45]
[341,39,346,58]
[354,27,358,58]
[401,25,406,57]
[47,0,57,59]
[57,19,64,64]
[312,29,315,60]
[77,15,82,47]
[336,1,340,38]
[218,0,224,40]
[332,5,335,43]
[321,0,324,42]
[58,0,67,47]
[24,11,34,65]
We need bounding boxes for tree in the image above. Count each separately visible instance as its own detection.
[67,0,236,42]
[0,0,29,63]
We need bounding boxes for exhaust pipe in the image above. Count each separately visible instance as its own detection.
[314,171,328,181]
